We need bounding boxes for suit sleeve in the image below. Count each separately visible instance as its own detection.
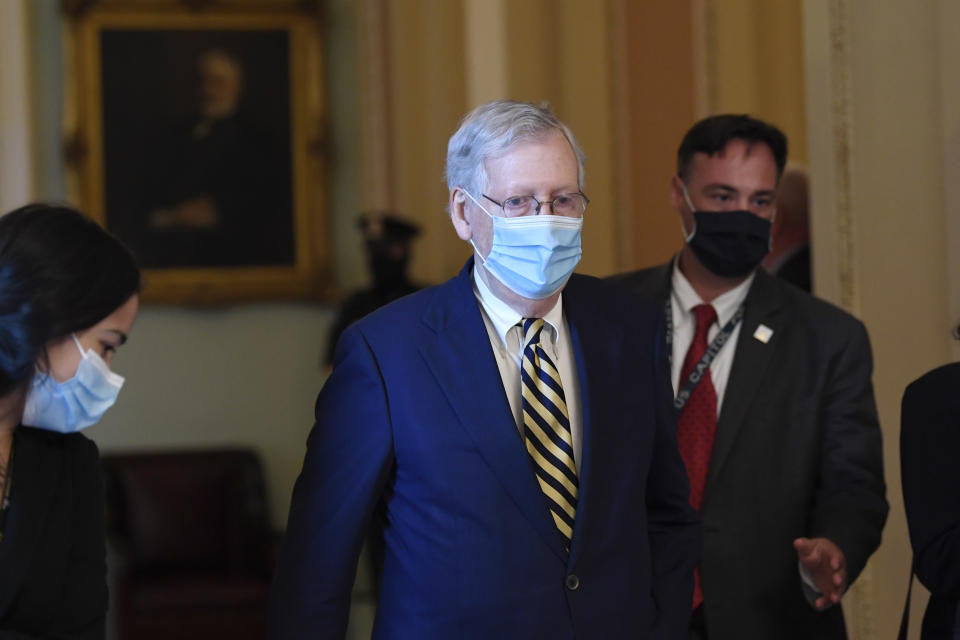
[808,320,888,584]
[901,372,960,596]
[269,324,395,639]
[645,310,701,638]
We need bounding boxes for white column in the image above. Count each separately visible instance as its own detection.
[804,1,953,638]
[938,0,960,362]
[0,0,35,212]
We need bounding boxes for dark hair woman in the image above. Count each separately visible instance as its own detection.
[0,204,140,638]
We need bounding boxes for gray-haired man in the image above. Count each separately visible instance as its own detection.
[269,100,700,639]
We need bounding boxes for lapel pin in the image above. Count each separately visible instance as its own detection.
[753,324,773,344]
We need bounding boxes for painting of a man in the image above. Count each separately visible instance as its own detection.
[101,30,295,269]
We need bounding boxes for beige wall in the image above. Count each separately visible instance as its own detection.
[804,1,956,637]
[703,0,807,163]
[0,0,35,211]
[613,0,697,270]
[383,0,469,283]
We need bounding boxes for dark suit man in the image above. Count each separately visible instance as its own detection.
[608,115,888,639]
[268,100,700,639]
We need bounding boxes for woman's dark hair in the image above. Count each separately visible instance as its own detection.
[0,204,141,395]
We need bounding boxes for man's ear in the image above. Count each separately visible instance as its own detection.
[669,175,686,213]
[450,188,472,241]
[670,175,696,238]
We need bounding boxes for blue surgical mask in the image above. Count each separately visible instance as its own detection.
[22,334,125,433]
[465,191,583,299]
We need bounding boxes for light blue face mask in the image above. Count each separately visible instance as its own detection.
[22,334,125,433]
[465,191,583,300]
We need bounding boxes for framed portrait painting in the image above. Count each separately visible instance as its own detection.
[66,1,329,304]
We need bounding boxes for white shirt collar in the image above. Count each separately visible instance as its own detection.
[472,264,563,347]
[670,254,754,326]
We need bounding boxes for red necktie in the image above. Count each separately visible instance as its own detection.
[676,303,718,609]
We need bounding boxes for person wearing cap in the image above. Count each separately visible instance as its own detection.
[325,214,422,367]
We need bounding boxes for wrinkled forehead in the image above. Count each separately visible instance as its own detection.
[486,128,568,163]
[483,131,579,188]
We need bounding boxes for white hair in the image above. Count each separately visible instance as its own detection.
[445,100,586,199]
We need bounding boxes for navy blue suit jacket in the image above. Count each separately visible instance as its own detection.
[269,260,700,639]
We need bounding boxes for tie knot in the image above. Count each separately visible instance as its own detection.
[521,317,545,348]
[692,304,717,339]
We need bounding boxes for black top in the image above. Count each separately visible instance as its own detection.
[0,426,107,638]
[902,362,960,639]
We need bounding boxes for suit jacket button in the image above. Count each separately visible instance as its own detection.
[565,574,580,591]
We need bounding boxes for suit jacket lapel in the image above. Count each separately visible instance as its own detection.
[0,428,62,616]
[562,276,624,564]
[705,270,787,495]
[419,260,567,561]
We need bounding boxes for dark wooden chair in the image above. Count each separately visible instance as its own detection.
[102,448,275,640]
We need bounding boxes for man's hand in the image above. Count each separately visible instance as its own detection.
[794,537,847,609]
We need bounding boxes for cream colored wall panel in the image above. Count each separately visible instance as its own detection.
[611,0,696,271]
[464,0,507,107]
[0,0,35,211]
[802,0,850,305]
[707,0,808,164]
[850,6,948,640]
[357,0,394,215]
[755,0,807,163]
[804,1,952,637]
[557,0,616,276]
[711,0,759,114]
[505,0,562,108]
[387,0,469,285]
[939,0,960,363]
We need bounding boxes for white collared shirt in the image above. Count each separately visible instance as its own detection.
[669,257,754,416]
[472,266,583,472]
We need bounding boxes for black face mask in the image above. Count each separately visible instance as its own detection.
[686,210,771,278]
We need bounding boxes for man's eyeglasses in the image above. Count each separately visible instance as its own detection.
[482,192,589,218]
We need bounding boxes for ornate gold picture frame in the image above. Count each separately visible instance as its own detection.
[65,1,328,304]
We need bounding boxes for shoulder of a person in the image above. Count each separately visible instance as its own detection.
[905,362,960,402]
[567,272,661,320]
[901,363,960,446]
[17,426,99,460]
[354,282,441,329]
[604,263,669,291]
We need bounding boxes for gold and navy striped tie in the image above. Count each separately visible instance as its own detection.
[520,317,578,549]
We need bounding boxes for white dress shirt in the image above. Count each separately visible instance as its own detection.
[669,258,754,415]
[472,266,583,472]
